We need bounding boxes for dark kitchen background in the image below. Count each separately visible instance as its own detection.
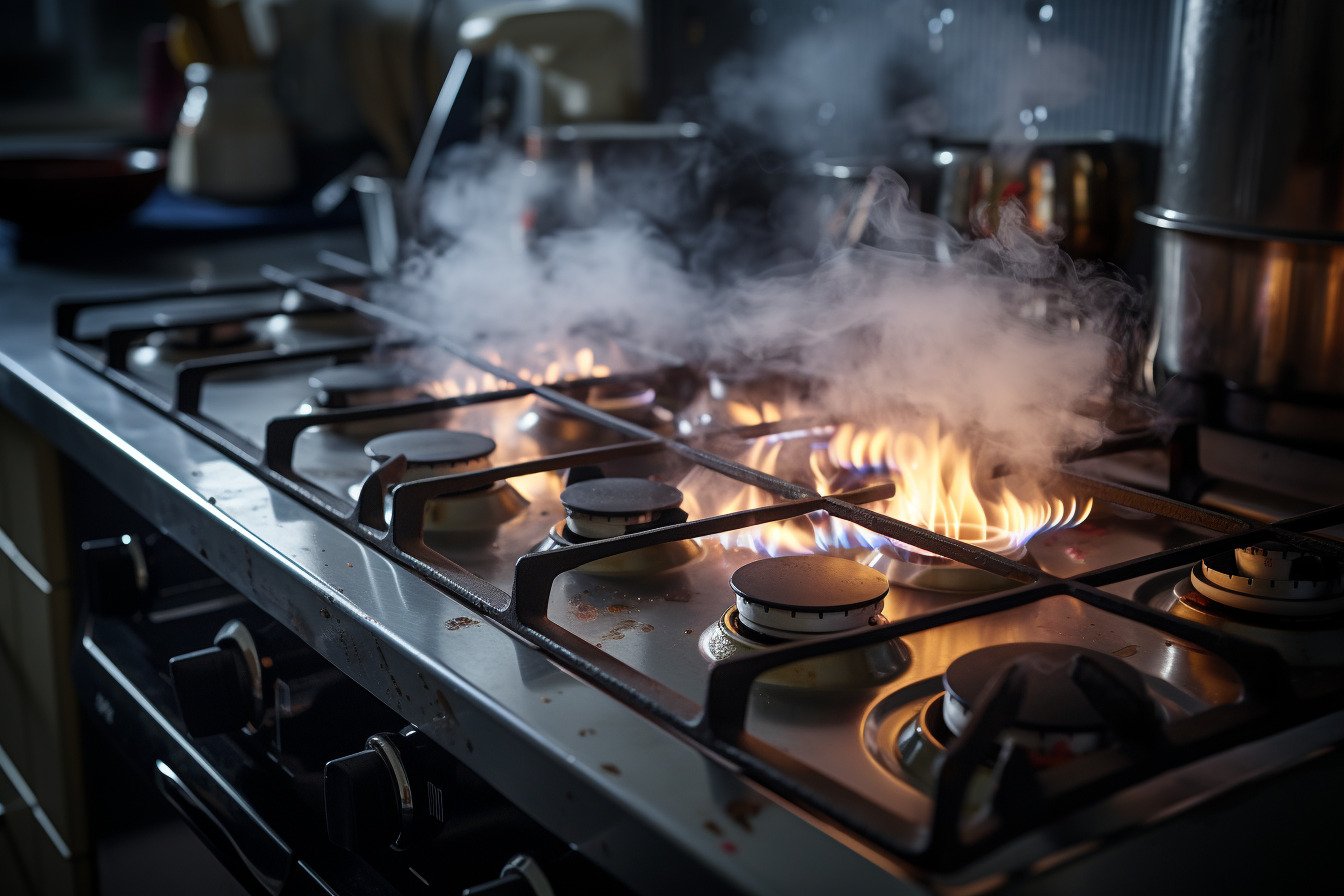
[2,2,1343,896]
[2,2,1177,134]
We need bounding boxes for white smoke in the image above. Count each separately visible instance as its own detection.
[702,2,1104,168]
[380,1,1138,475]
[385,150,1136,474]
[383,143,712,368]
[706,5,941,160]
[701,170,1132,470]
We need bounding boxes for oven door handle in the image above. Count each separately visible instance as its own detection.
[154,759,292,896]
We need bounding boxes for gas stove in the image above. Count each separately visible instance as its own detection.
[3,249,1344,894]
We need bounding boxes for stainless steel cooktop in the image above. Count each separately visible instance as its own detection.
[5,250,1344,894]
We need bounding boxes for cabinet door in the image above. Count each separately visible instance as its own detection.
[0,405,88,891]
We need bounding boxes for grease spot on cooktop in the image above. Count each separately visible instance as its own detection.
[599,619,654,643]
[726,798,761,832]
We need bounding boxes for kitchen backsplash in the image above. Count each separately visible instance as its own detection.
[650,0,1177,151]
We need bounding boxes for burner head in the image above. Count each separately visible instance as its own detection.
[559,477,683,539]
[538,379,658,418]
[585,380,657,415]
[870,543,1023,594]
[364,429,496,480]
[521,380,667,449]
[942,643,1148,750]
[731,555,889,639]
[1189,543,1344,616]
[309,363,429,409]
[151,304,262,351]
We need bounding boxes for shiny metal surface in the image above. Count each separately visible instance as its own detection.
[365,733,416,846]
[6,235,1344,893]
[0,247,910,895]
[547,539,949,704]
[1149,0,1344,411]
[1159,0,1344,235]
[930,138,1143,258]
[1151,227,1344,397]
[213,620,264,729]
[1119,566,1344,669]
[758,593,1244,831]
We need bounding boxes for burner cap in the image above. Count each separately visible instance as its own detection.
[560,477,682,517]
[309,362,424,397]
[943,643,1147,736]
[731,555,889,638]
[559,478,683,539]
[364,429,496,468]
[1190,543,1344,616]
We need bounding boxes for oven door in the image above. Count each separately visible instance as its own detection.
[73,612,398,896]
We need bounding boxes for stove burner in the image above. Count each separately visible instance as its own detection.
[942,643,1148,742]
[545,477,698,574]
[365,429,496,479]
[559,478,684,539]
[264,291,380,338]
[581,380,658,417]
[698,557,902,687]
[147,305,268,354]
[309,363,432,410]
[869,543,1025,594]
[892,643,1155,791]
[1189,543,1344,616]
[363,429,526,534]
[521,380,667,447]
[1153,544,1344,667]
[731,555,890,639]
[303,363,440,436]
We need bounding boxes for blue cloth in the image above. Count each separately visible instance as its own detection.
[132,186,358,232]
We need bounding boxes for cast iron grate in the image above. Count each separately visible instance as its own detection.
[52,263,1344,875]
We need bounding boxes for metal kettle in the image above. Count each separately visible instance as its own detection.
[459,1,643,134]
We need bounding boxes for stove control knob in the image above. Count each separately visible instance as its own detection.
[324,726,451,853]
[168,620,265,737]
[79,533,155,615]
[463,855,555,896]
[168,643,253,736]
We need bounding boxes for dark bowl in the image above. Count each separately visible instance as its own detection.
[0,148,167,231]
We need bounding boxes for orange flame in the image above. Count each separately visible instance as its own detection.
[428,345,615,398]
[685,420,1090,561]
[723,400,784,427]
[824,421,1091,557]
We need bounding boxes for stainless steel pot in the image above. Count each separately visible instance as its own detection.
[1157,0,1344,235]
[1149,223,1344,399]
[1146,0,1344,415]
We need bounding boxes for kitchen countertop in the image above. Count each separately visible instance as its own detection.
[0,226,908,895]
